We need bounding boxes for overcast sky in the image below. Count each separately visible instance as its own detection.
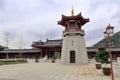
[0,0,120,49]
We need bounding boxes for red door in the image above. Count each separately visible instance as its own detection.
[70,51,75,63]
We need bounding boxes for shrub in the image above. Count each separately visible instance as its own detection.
[95,48,109,64]
[0,59,27,65]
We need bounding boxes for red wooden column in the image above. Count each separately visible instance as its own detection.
[75,22,78,31]
[47,47,49,59]
[40,49,43,58]
[67,22,70,31]
[59,47,61,59]
[46,48,48,59]
[56,47,60,59]
[56,47,59,59]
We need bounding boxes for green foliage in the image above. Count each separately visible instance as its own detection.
[95,51,101,63]
[51,54,55,59]
[0,59,27,65]
[35,54,39,59]
[49,51,55,60]
[95,48,109,64]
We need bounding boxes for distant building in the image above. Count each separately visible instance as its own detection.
[32,39,62,59]
[0,45,40,59]
[32,39,120,61]
[0,40,120,60]
[0,45,7,50]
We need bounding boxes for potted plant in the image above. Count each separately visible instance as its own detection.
[95,48,111,75]
[50,54,55,63]
[95,49,102,69]
[35,54,39,63]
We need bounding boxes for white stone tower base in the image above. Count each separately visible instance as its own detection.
[61,35,88,65]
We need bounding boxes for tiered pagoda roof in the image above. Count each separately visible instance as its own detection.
[58,13,89,26]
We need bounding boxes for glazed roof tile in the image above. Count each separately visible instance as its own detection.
[32,39,62,47]
[0,49,41,53]
[58,13,89,26]
[0,45,6,49]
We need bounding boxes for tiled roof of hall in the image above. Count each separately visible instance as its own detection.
[58,12,89,26]
[33,40,44,45]
[32,39,62,47]
[86,47,120,52]
[0,45,7,49]
[0,49,41,53]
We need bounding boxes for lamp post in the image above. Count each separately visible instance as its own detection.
[104,24,114,80]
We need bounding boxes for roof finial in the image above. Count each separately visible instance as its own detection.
[71,6,74,16]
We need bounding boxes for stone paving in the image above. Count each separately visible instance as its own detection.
[0,62,119,80]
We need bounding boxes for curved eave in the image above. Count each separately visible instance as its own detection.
[58,12,89,26]
[32,45,62,48]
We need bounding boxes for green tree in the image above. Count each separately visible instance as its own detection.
[95,48,109,64]
[35,54,39,59]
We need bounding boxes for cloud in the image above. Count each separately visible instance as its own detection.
[0,0,5,10]
[85,28,104,47]
[83,0,120,46]
[0,0,120,48]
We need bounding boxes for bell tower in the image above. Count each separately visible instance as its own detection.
[58,8,89,64]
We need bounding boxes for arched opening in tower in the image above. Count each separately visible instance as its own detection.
[70,50,75,63]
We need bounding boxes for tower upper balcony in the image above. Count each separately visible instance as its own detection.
[58,8,89,37]
[62,30,85,37]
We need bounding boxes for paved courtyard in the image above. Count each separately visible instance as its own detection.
[0,62,119,80]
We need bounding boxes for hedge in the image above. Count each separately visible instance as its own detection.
[0,59,28,65]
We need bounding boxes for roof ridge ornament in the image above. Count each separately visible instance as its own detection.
[71,6,74,16]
